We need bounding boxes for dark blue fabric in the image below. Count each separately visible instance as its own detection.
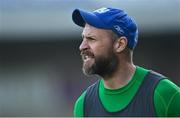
[84,71,165,117]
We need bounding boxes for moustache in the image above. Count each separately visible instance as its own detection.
[80,50,94,58]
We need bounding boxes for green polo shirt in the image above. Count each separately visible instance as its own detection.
[74,66,180,117]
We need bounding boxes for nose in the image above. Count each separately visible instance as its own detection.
[79,39,89,51]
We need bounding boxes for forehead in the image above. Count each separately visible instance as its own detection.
[82,24,112,38]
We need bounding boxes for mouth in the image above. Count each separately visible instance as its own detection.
[83,55,93,62]
[81,51,94,62]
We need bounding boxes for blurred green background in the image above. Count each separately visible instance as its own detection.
[0,0,179,116]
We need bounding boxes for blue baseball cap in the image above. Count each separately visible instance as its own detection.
[72,7,138,49]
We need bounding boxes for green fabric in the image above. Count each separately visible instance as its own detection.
[154,79,180,116]
[74,66,180,117]
[99,66,148,112]
[74,91,86,117]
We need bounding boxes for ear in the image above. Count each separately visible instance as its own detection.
[113,36,128,53]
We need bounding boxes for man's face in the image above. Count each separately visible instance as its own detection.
[79,24,118,77]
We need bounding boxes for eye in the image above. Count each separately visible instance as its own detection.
[87,37,96,41]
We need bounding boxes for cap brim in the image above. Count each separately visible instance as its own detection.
[72,9,107,28]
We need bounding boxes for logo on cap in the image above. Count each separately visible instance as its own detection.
[114,25,124,35]
[93,7,109,13]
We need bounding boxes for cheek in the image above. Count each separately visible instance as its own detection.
[93,45,113,58]
[89,39,113,56]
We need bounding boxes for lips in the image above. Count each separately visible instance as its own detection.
[80,51,94,62]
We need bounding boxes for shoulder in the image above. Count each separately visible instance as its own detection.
[154,78,180,116]
[155,78,179,99]
[74,81,100,117]
[74,91,86,117]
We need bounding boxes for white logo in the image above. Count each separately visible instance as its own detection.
[114,25,124,34]
[94,7,109,13]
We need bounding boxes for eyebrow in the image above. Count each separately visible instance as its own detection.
[81,33,97,39]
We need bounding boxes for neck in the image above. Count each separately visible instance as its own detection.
[103,62,136,89]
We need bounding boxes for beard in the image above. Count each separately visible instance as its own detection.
[82,50,118,78]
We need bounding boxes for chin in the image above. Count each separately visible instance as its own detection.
[82,63,96,76]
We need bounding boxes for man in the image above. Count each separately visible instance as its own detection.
[72,7,180,117]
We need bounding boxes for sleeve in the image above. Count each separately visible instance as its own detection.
[74,91,86,117]
[167,90,180,116]
[154,79,180,117]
